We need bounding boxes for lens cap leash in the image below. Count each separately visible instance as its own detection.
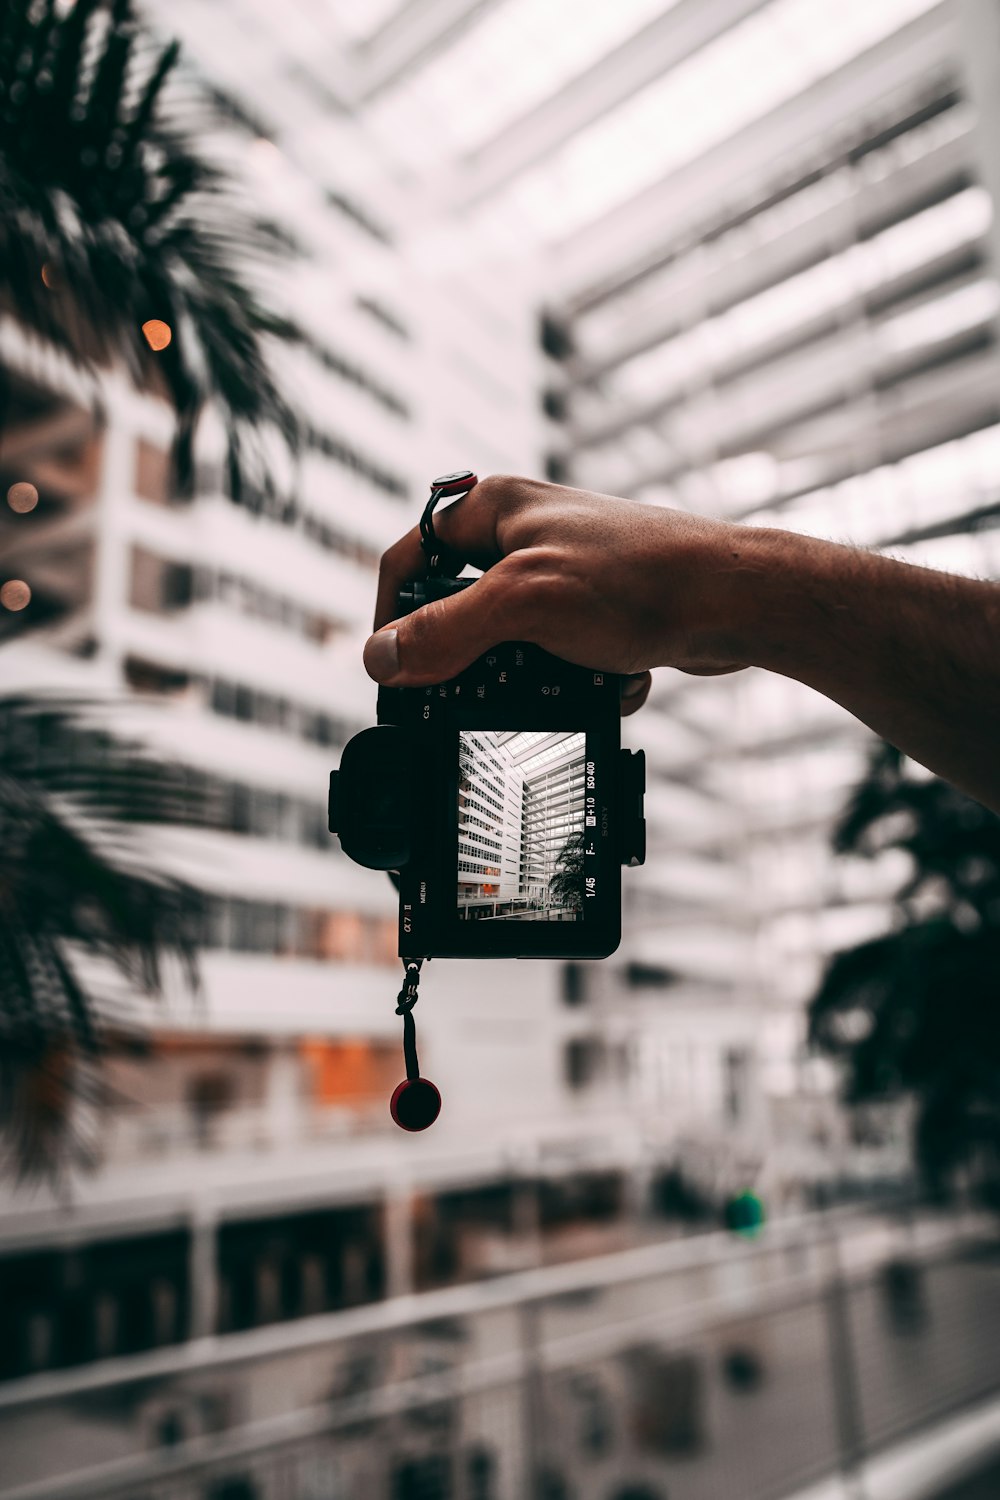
[420,470,477,577]
[387,470,476,1132]
[389,959,441,1132]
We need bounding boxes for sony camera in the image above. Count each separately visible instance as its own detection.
[328,472,645,962]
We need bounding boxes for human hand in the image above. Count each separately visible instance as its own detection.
[364,474,747,716]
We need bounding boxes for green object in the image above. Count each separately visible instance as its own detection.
[725,1190,766,1237]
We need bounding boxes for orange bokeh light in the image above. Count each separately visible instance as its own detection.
[142,319,172,351]
[1,580,31,611]
[7,482,39,514]
[41,262,57,289]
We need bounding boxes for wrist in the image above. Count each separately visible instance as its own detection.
[713,524,828,675]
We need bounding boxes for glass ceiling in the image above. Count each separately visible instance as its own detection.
[518,733,586,776]
[326,0,406,43]
[573,99,973,361]
[470,0,940,248]
[367,0,676,160]
[497,731,586,773]
[207,0,946,268]
[497,730,552,757]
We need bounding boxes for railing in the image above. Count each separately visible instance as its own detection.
[0,1207,997,1500]
[98,1099,394,1164]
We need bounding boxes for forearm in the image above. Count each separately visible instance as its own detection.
[721,527,1000,813]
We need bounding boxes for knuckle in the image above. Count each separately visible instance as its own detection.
[507,544,561,585]
[475,472,528,507]
[495,550,553,629]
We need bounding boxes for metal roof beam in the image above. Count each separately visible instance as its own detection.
[452,0,771,208]
[602,346,1000,504]
[550,3,955,313]
[357,0,505,100]
[571,107,972,383]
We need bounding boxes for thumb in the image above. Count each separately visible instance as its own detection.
[363,558,529,686]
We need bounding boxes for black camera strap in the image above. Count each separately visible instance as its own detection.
[386,470,475,1134]
[389,959,441,1132]
[395,960,423,1081]
[420,470,477,576]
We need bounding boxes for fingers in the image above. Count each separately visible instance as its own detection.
[373,526,424,632]
[365,554,537,686]
[620,671,651,717]
[372,475,520,630]
[374,525,475,632]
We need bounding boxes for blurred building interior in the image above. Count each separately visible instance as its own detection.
[1,0,1000,1497]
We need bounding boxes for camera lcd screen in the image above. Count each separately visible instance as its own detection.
[457,730,588,923]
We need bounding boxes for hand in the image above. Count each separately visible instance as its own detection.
[364,474,748,716]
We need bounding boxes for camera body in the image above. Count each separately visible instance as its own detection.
[329,575,645,961]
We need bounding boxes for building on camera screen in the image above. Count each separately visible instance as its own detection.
[457,730,586,922]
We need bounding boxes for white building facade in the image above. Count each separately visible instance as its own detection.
[5,0,995,1409]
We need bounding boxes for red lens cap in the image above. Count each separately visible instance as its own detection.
[390,1077,442,1132]
[431,471,477,497]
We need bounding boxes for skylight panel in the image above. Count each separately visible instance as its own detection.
[520,733,586,775]
[369,0,678,159]
[501,730,552,758]
[477,0,940,246]
[328,0,406,42]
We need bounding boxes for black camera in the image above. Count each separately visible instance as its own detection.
[329,473,645,962]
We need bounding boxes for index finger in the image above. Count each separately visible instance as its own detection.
[372,481,507,630]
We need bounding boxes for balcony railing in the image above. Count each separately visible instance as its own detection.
[0,1208,997,1500]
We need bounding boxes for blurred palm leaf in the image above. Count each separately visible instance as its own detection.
[808,742,1000,1187]
[0,694,205,1178]
[0,0,304,505]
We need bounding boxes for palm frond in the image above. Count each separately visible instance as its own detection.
[0,0,305,503]
[0,695,205,1178]
[809,739,1000,1187]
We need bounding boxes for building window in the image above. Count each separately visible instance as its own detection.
[540,313,574,360]
[123,656,190,696]
[304,423,409,500]
[356,295,410,341]
[195,568,346,645]
[205,674,358,751]
[724,1048,750,1124]
[191,470,383,567]
[134,440,171,504]
[201,902,395,964]
[129,547,192,613]
[564,1037,604,1090]
[309,339,410,419]
[625,962,679,990]
[301,1038,399,1107]
[324,187,393,245]
[562,963,587,1006]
